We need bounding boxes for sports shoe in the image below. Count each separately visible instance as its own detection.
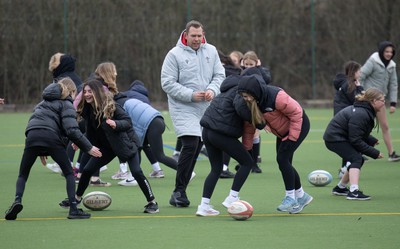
[346,189,371,200]
[111,170,130,180]
[46,163,62,173]
[220,169,235,178]
[90,179,111,187]
[5,201,23,220]
[196,204,220,216]
[169,191,190,207]
[332,185,349,196]
[68,208,91,219]
[100,165,108,172]
[222,195,239,208]
[277,196,299,212]
[251,164,262,173]
[118,178,138,186]
[290,193,313,214]
[59,197,81,209]
[189,172,196,182]
[144,201,159,213]
[388,151,400,162]
[149,170,165,178]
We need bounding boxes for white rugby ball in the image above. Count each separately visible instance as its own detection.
[82,191,112,211]
[308,170,333,186]
[227,200,254,221]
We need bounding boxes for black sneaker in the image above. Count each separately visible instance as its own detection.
[346,189,371,200]
[59,198,81,209]
[332,186,349,196]
[220,169,235,178]
[68,208,91,219]
[144,201,159,213]
[388,151,400,162]
[169,191,190,207]
[5,201,23,220]
[251,164,262,173]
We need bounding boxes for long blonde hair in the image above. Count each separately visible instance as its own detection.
[77,79,116,126]
[58,77,76,99]
[244,98,265,128]
[95,62,118,95]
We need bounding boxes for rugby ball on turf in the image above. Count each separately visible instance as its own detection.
[82,191,112,211]
[227,200,254,221]
[308,170,333,186]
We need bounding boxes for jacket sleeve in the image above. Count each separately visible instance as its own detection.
[274,91,303,141]
[242,121,256,150]
[160,51,194,102]
[348,114,380,159]
[112,104,133,132]
[207,48,225,96]
[388,65,398,105]
[61,101,92,153]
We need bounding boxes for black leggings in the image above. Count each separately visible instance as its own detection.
[16,134,75,206]
[201,128,255,199]
[325,141,364,169]
[275,111,310,191]
[77,149,155,202]
[174,135,202,192]
[141,117,177,170]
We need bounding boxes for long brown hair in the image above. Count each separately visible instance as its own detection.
[242,96,265,128]
[77,79,115,126]
[344,61,361,93]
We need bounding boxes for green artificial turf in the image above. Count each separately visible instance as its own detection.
[1,109,400,249]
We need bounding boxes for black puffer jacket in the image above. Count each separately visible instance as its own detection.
[82,102,139,161]
[25,83,92,152]
[200,75,248,138]
[323,101,380,159]
[332,73,364,115]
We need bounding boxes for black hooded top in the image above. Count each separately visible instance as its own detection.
[378,41,396,68]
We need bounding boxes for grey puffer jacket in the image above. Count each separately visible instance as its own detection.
[25,83,92,152]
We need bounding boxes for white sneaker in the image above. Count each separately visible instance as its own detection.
[100,165,108,172]
[189,172,196,182]
[118,178,138,187]
[111,171,129,180]
[196,204,220,216]
[222,195,239,208]
[149,170,165,178]
[46,163,62,173]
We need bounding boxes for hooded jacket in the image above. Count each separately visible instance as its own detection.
[200,75,252,138]
[161,30,225,137]
[26,83,92,152]
[360,41,398,105]
[52,54,83,92]
[332,73,364,115]
[323,101,380,159]
[123,80,151,104]
[236,75,304,148]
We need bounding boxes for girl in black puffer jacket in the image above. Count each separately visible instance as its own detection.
[5,78,102,220]
[63,79,159,214]
[324,88,384,200]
